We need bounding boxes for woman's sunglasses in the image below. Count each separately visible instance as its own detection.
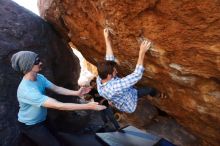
[34,57,41,65]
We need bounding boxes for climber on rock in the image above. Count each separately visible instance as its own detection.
[11,51,106,146]
[96,28,166,113]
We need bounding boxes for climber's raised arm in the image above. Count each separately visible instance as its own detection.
[104,28,114,61]
[137,40,151,66]
[110,40,151,91]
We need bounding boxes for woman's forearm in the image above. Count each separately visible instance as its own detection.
[56,102,92,111]
[51,85,79,96]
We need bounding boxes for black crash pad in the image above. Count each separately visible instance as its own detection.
[96,126,161,146]
[58,132,104,146]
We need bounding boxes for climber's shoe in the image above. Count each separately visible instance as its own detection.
[149,88,167,99]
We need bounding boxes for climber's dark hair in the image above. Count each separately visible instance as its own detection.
[97,61,117,79]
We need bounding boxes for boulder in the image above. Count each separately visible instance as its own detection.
[0,0,80,146]
[38,0,220,145]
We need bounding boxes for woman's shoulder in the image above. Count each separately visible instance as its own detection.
[37,73,44,78]
[37,73,48,80]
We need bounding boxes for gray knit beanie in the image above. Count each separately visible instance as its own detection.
[11,51,38,73]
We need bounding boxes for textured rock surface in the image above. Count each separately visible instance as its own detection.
[0,0,80,146]
[39,0,220,145]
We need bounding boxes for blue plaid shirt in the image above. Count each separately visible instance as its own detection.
[97,55,144,113]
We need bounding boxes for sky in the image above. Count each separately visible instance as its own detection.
[12,0,39,15]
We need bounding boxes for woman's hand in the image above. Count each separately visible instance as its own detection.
[87,102,107,111]
[77,86,92,96]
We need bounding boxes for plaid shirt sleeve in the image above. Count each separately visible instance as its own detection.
[112,65,145,91]
[105,55,115,61]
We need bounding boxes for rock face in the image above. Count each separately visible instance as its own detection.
[38,0,220,145]
[0,0,80,146]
